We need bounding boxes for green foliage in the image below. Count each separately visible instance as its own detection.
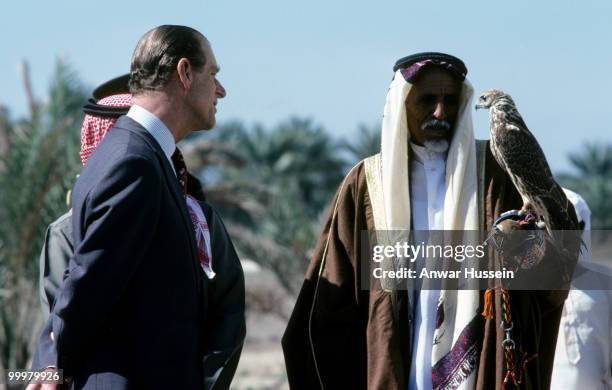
[215,118,345,216]
[186,118,347,292]
[340,122,381,164]
[557,142,612,230]
[0,60,86,369]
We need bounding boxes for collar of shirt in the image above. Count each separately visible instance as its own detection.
[126,104,176,174]
[409,142,447,230]
[410,141,447,164]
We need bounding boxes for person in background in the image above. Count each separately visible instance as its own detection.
[551,188,612,389]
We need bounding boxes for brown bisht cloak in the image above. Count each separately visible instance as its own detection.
[282,141,574,390]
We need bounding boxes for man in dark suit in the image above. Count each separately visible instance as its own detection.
[29,25,229,389]
[32,73,245,390]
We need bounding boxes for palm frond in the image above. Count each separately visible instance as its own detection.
[0,59,86,369]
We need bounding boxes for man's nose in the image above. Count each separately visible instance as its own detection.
[216,79,227,98]
[433,102,447,120]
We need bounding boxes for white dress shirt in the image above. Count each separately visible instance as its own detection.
[126,104,176,175]
[408,142,447,390]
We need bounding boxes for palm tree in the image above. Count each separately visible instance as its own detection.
[341,122,381,166]
[215,118,345,216]
[557,142,612,231]
[180,118,346,293]
[0,60,86,370]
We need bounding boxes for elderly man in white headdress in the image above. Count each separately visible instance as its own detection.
[282,52,575,389]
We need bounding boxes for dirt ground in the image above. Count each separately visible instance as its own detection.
[232,260,294,390]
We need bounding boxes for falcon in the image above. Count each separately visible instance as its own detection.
[475,89,579,236]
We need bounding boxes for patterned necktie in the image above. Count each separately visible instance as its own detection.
[171,148,188,195]
[172,148,215,279]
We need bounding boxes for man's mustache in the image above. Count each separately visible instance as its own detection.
[421,119,451,132]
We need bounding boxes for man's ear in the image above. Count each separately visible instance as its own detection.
[176,58,192,90]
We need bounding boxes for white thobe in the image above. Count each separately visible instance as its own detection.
[408,142,447,390]
[551,189,612,389]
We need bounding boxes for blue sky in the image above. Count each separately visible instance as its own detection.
[2,0,611,173]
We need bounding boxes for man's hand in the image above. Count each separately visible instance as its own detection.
[24,368,70,390]
[25,382,57,390]
[486,210,546,270]
[25,368,57,390]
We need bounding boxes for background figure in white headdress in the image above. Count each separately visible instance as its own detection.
[551,188,612,390]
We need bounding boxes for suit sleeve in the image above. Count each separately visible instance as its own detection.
[33,213,72,371]
[39,212,73,317]
[51,155,162,376]
[201,206,246,390]
[31,317,56,371]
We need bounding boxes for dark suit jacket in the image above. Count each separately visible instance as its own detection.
[45,116,206,389]
[34,200,246,389]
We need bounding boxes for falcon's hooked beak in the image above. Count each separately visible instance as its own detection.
[475,95,489,110]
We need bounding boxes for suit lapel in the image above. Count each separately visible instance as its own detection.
[113,117,202,292]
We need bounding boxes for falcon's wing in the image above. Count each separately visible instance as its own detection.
[498,122,577,229]
[497,123,558,197]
